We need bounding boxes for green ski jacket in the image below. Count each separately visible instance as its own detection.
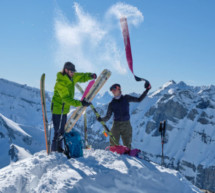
[51,72,92,114]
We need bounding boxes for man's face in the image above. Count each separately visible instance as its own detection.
[111,87,121,97]
[65,69,75,78]
[68,70,75,78]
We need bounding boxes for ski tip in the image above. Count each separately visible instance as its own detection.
[103,69,112,75]
[41,73,46,78]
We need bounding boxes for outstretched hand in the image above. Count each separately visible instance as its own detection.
[81,99,91,107]
[97,116,102,122]
[144,81,151,90]
[91,73,97,79]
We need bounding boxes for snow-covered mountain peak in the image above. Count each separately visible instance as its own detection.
[161,80,176,89]
[94,91,112,105]
[151,80,215,100]
[164,80,176,86]
[96,91,110,98]
[151,80,177,97]
[0,150,201,193]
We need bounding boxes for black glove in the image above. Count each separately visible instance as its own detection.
[91,73,97,79]
[144,81,151,90]
[97,116,102,122]
[81,99,91,107]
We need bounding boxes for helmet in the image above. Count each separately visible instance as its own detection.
[110,83,121,91]
[64,62,76,72]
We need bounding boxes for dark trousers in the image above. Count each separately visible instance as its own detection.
[51,114,67,152]
[110,120,132,149]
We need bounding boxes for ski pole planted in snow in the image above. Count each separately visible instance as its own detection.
[159,120,166,166]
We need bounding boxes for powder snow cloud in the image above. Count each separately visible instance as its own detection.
[107,2,144,26]
[54,2,143,74]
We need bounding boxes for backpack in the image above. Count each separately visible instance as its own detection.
[64,130,83,158]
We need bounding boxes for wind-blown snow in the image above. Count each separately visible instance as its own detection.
[0,150,200,193]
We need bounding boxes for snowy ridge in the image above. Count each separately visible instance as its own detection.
[0,113,30,137]
[0,78,51,126]
[0,150,201,193]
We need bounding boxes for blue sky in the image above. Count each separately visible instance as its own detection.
[0,0,214,94]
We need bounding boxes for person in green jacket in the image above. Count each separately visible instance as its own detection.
[51,61,97,152]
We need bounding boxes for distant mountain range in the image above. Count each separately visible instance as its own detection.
[0,78,214,192]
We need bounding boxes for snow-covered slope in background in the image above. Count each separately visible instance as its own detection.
[0,113,33,167]
[0,78,51,168]
[0,150,201,193]
[0,78,51,126]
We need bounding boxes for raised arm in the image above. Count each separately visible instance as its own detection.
[73,73,96,83]
[126,81,151,103]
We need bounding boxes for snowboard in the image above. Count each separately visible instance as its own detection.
[64,69,111,133]
[40,73,51,155]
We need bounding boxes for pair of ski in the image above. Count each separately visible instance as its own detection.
[75,83,117,147]
[40,69,117,155]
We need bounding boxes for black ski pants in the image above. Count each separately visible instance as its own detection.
[51,114,67,152]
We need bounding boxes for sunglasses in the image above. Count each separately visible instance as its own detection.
[111,88,117,92]
[110,86,120,91]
